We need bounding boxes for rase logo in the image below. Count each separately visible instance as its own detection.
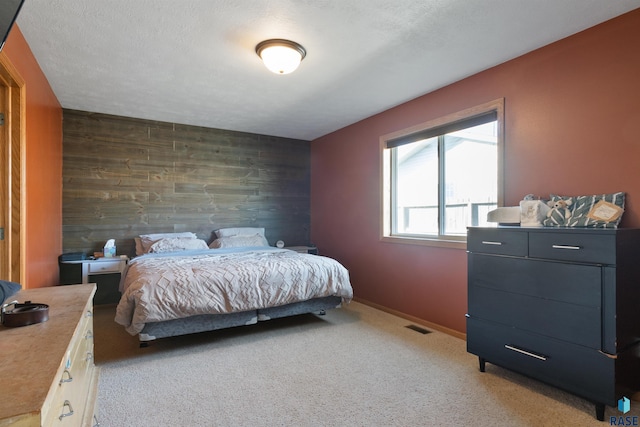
[610,397,638,426]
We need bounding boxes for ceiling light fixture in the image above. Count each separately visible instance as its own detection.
[255,39,306,75]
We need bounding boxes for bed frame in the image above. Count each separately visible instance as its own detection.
[137,295,342,346]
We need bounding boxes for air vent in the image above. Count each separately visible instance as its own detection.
[405,324,432,335]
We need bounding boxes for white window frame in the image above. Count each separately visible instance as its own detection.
[380,98,505,249]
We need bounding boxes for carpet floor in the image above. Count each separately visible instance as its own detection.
[93,301,639,426]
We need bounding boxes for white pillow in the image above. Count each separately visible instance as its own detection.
[138,232,198,254]
[215,227,266,238]
[148,237,208,253]
[209,235,269,249]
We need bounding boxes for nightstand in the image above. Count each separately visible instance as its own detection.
[59,256,128,305]
[286,246,318,255]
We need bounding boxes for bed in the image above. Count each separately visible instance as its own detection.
[114,228,353,344]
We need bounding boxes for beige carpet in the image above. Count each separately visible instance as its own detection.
[93,302,639,426]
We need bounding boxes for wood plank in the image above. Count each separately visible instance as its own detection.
[62,109,311,257]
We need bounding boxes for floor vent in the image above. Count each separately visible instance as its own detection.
[405,324,432,335]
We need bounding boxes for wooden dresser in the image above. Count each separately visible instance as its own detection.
[0,285,99,426]
[467,226,640,420]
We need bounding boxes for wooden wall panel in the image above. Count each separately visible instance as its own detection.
[62,110,311,257]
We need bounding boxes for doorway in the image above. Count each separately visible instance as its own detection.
[0,52,24,283]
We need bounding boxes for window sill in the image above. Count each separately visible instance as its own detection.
[380,235,467,250]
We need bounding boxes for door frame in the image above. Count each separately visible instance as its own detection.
[0,51,25,283]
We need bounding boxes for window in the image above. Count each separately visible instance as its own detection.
[381,99,504,247]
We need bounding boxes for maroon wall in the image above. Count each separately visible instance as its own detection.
[311,9,640,334]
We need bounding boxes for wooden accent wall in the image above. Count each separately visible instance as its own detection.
[63,110,311,257]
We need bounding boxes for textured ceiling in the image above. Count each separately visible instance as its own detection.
[15,0,640,141]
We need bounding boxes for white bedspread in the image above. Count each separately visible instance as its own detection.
[114,247,353,335]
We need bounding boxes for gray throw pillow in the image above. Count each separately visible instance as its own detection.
[0,280,21,304]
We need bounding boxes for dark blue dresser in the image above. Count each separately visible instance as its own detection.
[467,226,640,421]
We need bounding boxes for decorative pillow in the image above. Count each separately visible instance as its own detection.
[546,192,625,228]
[148,237,208,253]
[209,235,269,249]
[215,227,266,238]
[0,280,21,304]
[139,232,198,254]
[134,237,144,256]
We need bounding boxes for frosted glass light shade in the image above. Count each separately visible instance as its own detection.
[256,39,306,75]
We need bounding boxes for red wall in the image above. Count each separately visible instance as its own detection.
[311,9,640,334]
[3,26,62,288]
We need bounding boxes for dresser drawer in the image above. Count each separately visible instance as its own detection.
[469,248,603,350]
[42,374,68,426]
[47,388,79,426]
[467,317,615,405]
[468,284,601,349]
[469,254,602,307]
[529,232,616,264]
[47,300,95,426]
[467,228,527,256]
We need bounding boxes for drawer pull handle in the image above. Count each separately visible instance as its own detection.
[59,369,73,385]
[59,400,74,420]
[85,330,94,340]
[481,241,503,246]
[86,352,94,362]
[86,310,93,317]
[505,345,547,361]
[598,350,618,359]
[552,244,581,250]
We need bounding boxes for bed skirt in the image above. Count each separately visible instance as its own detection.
[138,296,342,342]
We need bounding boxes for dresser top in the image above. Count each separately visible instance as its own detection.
[0,284,96,422]
[468,225,640,235]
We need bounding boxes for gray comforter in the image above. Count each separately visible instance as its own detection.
[115,247,353,335]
